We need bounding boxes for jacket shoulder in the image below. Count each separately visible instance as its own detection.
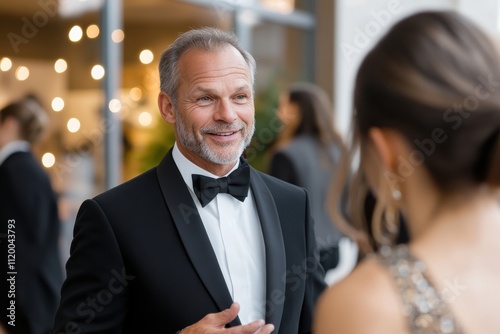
[94,167,159,206]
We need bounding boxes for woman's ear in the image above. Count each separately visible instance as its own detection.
[158,91,176,125]
[368,127,406,172]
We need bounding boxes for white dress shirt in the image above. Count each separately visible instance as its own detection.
[0,140,30,166]
[172,143,266,325]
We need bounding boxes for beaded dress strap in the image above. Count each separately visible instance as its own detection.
[377,245,464,334]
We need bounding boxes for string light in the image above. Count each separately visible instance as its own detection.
[111,29,125,43]
[54,59,68,73]
[15,66,30,81]
[139,49,154,64]
[91,65,105,80]
[69,25,83,42]
[86,24,100,39]
[67,118,81,133]
[42,153,56,168]
[109,99,122,113]
[0,57,12,71]
[52,97,65,112]
[138,111,153,127]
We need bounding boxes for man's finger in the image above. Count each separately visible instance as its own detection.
[238,321,274,334]
[211,302,240,326]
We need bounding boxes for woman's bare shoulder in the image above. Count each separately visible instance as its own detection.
[314,256,408,334]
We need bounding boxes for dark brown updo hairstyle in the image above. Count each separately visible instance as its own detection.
[355,10,500,189]
[329,11,500,251]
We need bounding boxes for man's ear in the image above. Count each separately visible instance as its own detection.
[368,127,406,172]
[0,117,21,146]
[158,91,176,125]
[3,117,21,135]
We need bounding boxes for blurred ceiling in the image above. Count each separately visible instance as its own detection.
[0,0,43,16]
[0,0,219,25]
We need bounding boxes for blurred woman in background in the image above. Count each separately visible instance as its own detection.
[269,82,348,273]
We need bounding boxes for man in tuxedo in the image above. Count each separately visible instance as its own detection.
[0,96,63,334]
[54,27,326,334]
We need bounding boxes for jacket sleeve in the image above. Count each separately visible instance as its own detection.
[299,191,328,334]
[54,199,132,334]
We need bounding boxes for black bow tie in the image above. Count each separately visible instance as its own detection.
[192,161,250,207]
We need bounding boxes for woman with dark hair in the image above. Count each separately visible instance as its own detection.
[269,82,348,273]
[315,11,500,333]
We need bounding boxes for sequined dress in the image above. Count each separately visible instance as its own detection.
[377,245,464,334]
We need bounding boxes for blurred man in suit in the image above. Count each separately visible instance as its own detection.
[0,96,63,334]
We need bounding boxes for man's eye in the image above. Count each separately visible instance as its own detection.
[198,96,211,102]
[235,94,247,100]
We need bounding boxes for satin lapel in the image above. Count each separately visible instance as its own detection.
[156,150,240,326]
[249,169,286,333]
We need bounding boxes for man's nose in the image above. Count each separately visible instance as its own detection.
[214,98,237,123]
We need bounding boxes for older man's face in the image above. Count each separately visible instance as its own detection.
[169,45,255,172]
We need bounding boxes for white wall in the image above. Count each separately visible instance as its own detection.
[333,0,500,136]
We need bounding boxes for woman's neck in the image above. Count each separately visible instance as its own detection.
[405,184,500,244]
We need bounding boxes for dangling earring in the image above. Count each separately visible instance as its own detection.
[372,185,402,247]
[392,189,402,201]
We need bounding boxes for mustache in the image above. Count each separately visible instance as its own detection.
[201,121,246,134]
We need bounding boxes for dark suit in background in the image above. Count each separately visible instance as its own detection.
[54,150,326,333]
[0,150,63,334]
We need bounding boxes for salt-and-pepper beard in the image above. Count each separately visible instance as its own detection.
[174,108,255,165]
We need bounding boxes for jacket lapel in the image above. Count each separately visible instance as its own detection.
[249,169,286,333]
[156,150,240,326]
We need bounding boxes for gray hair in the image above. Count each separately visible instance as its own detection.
[159,27,256,107]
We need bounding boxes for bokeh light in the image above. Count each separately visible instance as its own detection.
[69,25,83,42]
[129,87,143,102]
[138,111,153,127]
[109,99,122,113]
[15,66,30,81]
[52,97,65,112]
[91,65,105,80]
[67,118,81,133]
[54,59,68,73]
[86,24,100,39]
[111,29,125,43]
[0,57,12,71]
[139,49,154,64]
[42,153,56,168]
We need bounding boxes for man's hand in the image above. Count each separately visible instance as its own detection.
[180,303,274,334]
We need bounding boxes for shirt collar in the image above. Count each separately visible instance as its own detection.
[171,142,240,192]
[0,140,30,166]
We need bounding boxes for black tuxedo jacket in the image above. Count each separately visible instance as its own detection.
[54,150,326,333]
[0,151,63,334]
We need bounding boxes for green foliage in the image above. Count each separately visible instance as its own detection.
[246,82,281,171]
[139,117,175,172]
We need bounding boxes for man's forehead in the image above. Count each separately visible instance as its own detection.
[190,80,252,93]
[179,45,247,70]
[179,51,250,84]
